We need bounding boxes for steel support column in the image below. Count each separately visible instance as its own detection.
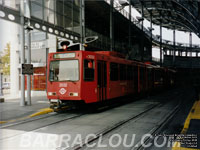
[110,0,114,51]
[189,32,192,56]
[173,29,176,66]
[160,22,162,66]
[150,11,153,61]
[20,0,25,106]
[128,0,131,50]
[189,32,193,67]
[80,0,85,51]
[141,3,144,61]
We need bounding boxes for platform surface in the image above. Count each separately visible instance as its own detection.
[0,96,51,125]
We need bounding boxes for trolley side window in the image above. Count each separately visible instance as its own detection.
[110,63,119,81]
[140,67,145,85]
[147,68,152,85]
[134,65,138,89]
[127,65,133,80]
[84,59,95,81]
[120,64,126,80]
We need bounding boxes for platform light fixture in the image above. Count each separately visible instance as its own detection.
[156,35,160,39]
[136,16,144,22]
[24,24,34,31]
[178,43,182,46]
[118,0,129,6]
[84,36,98,44]
[148,27,154,31]
[61,41,71,51]
[24,21,33,31]
[116,0,129,10]
[165,40,170,44]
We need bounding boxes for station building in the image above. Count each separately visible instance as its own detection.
[0,0,81,97]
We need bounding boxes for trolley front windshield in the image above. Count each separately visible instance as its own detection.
[49,60,79,81]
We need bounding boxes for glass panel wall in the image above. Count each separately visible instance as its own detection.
[3,0,20,10]
[31,2,43,20]
[73,0,80,32]
[64,0,73,30]
[30,0,80,33]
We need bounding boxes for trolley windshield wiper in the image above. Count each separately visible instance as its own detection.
[65,79,76,82]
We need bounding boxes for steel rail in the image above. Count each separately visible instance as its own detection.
[134,101,181,150]
[70,103,162,150]
[0,113,84,141]
[69,90,183,150]
[0,112,59,129]
[0,105,83,129]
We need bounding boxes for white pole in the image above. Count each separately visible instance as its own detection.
[26,0,31,106]
[27,30,31,105]
[20,0,25,106]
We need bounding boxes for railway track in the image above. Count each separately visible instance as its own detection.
[0,96,140,129]
[133,102,181,150]
[134,89,194,150]
[0,112,85,141]
[69,99,182,150]
[69,103,162,150]
[0,112,58,129]
[0,104,86,129]
[0,99,135,140]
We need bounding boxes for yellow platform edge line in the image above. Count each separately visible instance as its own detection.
[182,101,198,134]
[29,108,53,117]
[172,100,200,150]
[0,121,7,124]
[0,107,53,124]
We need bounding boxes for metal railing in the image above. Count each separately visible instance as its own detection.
[104,0,200,49]
[86,27,130,53]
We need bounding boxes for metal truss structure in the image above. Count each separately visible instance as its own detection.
[0,4,80,43]
[131,0,200,34]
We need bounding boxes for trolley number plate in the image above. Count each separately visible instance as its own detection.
[50,99,59,103]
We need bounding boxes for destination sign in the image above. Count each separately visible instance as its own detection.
[54,53,75,59]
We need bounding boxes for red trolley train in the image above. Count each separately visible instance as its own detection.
[47,50,175,109]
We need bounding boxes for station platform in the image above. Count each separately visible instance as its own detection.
[0,96,53,126]
[172,99,200,150]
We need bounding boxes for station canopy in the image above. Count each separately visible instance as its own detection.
[130,0,200,36]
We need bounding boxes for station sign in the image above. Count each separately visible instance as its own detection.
[22,64,34,75]
[31,41,46,50]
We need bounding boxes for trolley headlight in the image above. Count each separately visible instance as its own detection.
[48,92,56,96]
[69,92,78,96]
